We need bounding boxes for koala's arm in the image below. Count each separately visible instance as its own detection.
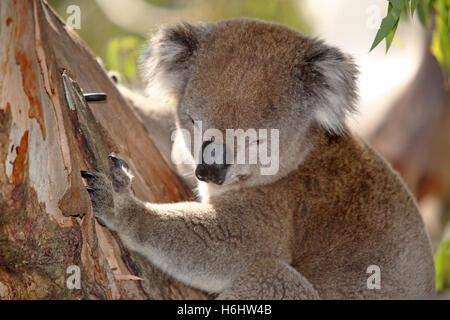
[82,156,320,298]
[83,156,255,292]
[110,200,239,273]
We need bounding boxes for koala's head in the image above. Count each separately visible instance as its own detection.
[141,18,358,190]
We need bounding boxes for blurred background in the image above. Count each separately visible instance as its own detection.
[48,0,450,294]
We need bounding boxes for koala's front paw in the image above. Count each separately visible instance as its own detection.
[81,170,115,227]
[81,155,133,228]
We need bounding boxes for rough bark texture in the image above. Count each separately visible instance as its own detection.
[0,0,208,299]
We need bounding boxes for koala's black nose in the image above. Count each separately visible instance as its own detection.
[195,140,229,185]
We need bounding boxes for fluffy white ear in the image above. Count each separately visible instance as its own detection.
[140,22,206,98]
[299,43,359,134]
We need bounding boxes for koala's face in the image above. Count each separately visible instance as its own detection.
[142,19,358,188]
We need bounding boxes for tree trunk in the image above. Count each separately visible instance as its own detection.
[0,0,208,300]
[370,32,450,247]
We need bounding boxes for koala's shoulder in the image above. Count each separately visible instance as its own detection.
[279,131,415,217]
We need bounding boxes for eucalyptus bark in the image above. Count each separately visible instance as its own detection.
[370,35,450,246]
[0,0,207,299]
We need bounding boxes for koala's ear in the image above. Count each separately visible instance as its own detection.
[298,43,359,134]
[140,22,205,98]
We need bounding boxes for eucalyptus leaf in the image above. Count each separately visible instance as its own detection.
[385,20,399,52]
[435,240,450,292]
[370,2,404,52]
[410,0,418,15]
[417,0,432,25]
[448,1,450,35]
[388,0,406,10]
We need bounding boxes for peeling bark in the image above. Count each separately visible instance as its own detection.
[0,0,208,300]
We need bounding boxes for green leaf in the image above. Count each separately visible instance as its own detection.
[389,0,406,10]
[370,2,405,52]
[435,240,450,292]
[448,1,450,35]
[417,0,432,25]
[430,0,450,74]
[385,20,399,52]
[410,0,419,15]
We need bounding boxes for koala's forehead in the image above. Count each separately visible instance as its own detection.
[184,20,313,125]
[195,21,310,84]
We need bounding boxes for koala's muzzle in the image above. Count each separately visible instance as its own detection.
[195,140,229,185]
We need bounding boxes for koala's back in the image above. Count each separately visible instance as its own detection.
[268,131,435,299]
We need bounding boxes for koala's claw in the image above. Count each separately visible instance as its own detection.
[85,186,96,193]
[80,170,97,179]
[108,154,132,193]
[109,154,129,170]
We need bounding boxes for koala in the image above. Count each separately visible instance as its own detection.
[82,18,435,299]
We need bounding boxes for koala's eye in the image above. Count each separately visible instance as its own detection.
[188,116,195,125]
